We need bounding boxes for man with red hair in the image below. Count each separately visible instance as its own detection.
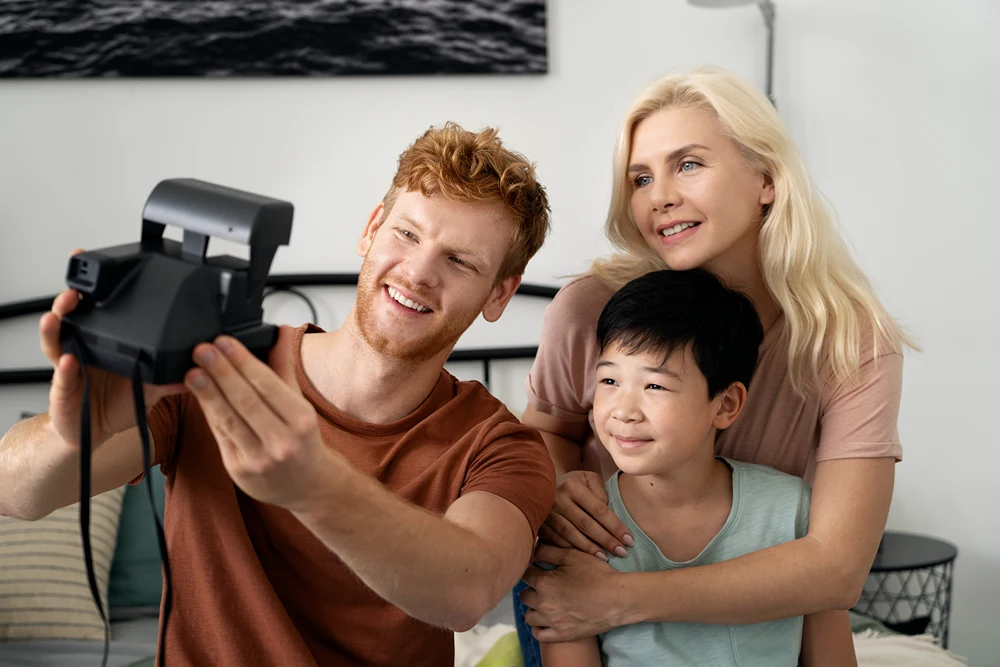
[0,122,555,666]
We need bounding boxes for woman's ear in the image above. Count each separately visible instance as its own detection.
[759,172,776,207]
[713,382,748,430]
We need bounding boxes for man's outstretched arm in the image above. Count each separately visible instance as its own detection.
[183,329,543,631]
[295,476,534,631]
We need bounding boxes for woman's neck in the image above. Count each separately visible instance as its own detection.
[703,231,781,332]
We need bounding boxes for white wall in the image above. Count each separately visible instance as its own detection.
[1,0,998,663]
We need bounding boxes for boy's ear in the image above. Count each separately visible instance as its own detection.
[713,382,748,430]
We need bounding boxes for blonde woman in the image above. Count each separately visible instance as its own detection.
[514,68,911,665]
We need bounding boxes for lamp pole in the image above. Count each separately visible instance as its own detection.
[759,0,776,107]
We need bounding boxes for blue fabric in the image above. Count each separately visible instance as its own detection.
[512,580,542,667]
[108,466,167,609]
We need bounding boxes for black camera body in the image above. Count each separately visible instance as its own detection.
[60,178,293,385]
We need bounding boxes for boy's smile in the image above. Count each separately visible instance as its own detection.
[593,342,728,477]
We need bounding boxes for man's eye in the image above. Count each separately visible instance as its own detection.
[450,257,468,267]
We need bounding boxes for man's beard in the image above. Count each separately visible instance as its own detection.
[354,257,481,363]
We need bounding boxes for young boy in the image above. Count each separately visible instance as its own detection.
[540,269,857,667]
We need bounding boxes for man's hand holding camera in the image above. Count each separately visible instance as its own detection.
[184,327,343,514]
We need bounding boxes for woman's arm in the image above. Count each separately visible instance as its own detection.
[522,406,585,478]
[522,457,893,641]
[802,609,858,667]
[540,637,602,667]
[522,406,633,558]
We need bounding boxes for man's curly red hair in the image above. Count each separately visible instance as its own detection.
[382,122,550,282]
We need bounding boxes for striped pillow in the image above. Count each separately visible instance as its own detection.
[0,487,126,641]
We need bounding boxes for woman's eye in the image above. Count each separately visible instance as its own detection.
[632,174,652,188]
[679,160,700,173]
[599,378,617,386]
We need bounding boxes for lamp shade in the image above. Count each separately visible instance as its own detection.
[687,0,757,7]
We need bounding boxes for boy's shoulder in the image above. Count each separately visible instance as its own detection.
[727,458,811,539]
[728,458,811,512]
[728,458,808,490]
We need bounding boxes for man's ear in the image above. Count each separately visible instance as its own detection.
[712,382,748,430]
[356,203,385,258]
[482,275,522,323]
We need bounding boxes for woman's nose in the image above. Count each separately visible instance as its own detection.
[650,179,681,213]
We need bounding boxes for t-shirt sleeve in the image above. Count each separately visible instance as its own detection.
[145,393,189,478]
[795,482,812,539]
[461,418,556,538]
[524,276,611,425]
[816,349,904,464]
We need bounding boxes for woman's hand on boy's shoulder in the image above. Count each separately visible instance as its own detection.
[539,471,633,559]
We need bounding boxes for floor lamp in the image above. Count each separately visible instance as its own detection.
[688,0,777,107]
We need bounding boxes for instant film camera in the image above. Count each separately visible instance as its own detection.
[59,178,293,384]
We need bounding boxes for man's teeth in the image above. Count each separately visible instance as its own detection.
[387,286,429,312]
[661,222,698,237]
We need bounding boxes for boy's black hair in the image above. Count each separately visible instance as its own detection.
[596,269,764,397]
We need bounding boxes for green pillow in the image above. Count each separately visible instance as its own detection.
[108,466,167,611]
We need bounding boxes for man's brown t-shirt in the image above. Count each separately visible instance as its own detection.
[144,325,555,666]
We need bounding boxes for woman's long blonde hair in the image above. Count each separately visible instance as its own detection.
[592,68,915,393]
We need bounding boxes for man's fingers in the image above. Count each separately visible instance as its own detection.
[40,291,81,364]
[214,333,309,423]
[49,354,81,404]
[50,289,80,318]
[40,313,63,364]
[184,367,262,463]
[189,344,288,446]
[266,326,302,393]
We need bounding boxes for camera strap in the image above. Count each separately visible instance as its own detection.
[70,337,172,667]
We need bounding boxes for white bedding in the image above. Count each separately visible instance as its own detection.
[0,616,157,667]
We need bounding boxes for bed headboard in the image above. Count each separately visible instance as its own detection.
[0,273,559,393]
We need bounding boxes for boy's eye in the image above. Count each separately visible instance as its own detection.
[646,384,666,391]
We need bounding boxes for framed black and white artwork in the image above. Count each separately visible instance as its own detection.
[0,0,547,77]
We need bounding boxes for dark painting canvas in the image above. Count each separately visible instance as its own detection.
[0,0,547,77]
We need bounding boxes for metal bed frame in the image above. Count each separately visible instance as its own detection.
[0,273,559,391]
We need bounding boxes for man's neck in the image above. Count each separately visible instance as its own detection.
[300,311,449,425]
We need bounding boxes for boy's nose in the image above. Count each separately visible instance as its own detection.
[611,394,642,423]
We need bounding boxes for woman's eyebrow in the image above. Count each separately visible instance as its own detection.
[628,143,710,173]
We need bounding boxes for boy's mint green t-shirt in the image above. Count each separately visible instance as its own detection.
[599,458,811,667]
